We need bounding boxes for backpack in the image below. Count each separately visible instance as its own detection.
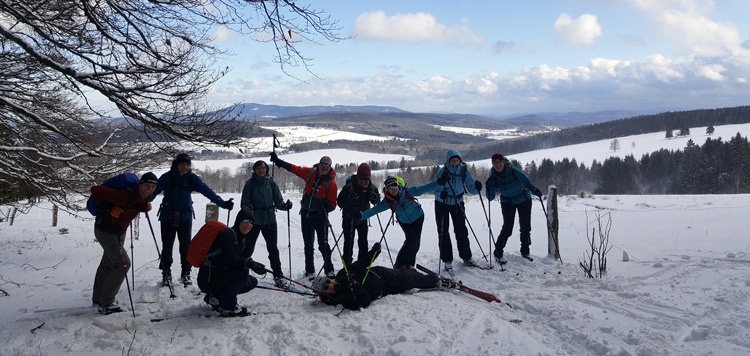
[87,173,141,216]
[186,221,228,267]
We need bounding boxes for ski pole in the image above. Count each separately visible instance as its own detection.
[477,190,497,267]
[271,134,280,179]
[287,203,292,278]
[445,175,489,263]
[375,214,394,266]
[538,196,563,265]
[362,210,395,283]
[226,198,233,225]
[121,246,135,317]
[130,221,135,290]
[145,212,176,298]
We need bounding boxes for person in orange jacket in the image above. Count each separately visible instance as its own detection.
[271,153,337,278]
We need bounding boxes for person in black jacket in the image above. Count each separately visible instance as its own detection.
[336,163,380,268]
[314,243,455,310]
[197,208,267,317]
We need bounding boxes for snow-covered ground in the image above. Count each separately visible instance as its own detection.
[2,192,749,355]
[2,123,750,355]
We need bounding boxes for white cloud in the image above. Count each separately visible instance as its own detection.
[554,13,602,46]
[698,64,726,81]
[354,11,484,46]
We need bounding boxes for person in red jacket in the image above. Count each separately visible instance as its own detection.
[270,153,337,278]
[89,172,156,314]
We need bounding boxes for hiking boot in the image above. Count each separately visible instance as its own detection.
[304,272,315,281]
[203,294,220,311]
[495,256,508,264]
[443,261,453,271]
[218,305,249,317]
[325,271,336,279]
[97,302,123,315]
[463,258,477,267]
[181,272,192,287]
[274,276,289,289]
[162,273,172,287]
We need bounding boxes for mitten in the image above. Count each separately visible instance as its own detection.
[110,206,124,218]
[369,191,380,205]
[223,199,234,210]
[439,190,448,200]
[474,181,482,192]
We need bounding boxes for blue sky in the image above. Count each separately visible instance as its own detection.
[207,0,750,116]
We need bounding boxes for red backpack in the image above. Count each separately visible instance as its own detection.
[187,221,228,267]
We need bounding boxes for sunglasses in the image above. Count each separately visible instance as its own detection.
[386,183,399,190]
[319,162,331,168]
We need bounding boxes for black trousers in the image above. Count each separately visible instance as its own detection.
[342,216,370,267]
[435,201,472,263]
[395,215,424,268]
[243,223,284,277]
[496,199,533,256]
[300,212,334,274]
[160,221,192,275]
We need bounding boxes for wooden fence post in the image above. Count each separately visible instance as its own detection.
[52,205,58,227]
[205,203,219,222]
[546,186,560,260]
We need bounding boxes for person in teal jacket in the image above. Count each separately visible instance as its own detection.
[484,153,543,263]
[433,149,481,270]
[355,176,438,269]
[240,160,293,288]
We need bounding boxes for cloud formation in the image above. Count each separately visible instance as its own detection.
[354,11,484,46]
[554,13,602,46]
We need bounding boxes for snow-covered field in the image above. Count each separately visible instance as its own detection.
[2,123,750,355]
[2,192,749,355]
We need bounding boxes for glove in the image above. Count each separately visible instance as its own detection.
[437,169,449,185]
[439,190,448,200]
[474,181,482,192]
[281,200,293,211]
[369,191,380,205]
[245,258,267,275]
[269,152,281,165]
[532,188,543,198]
[223,199,234,210]
[110,206,123,218]
[371,242,381,254]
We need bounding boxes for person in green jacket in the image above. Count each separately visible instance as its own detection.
[240,160,293,288]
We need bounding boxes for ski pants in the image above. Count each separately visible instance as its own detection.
[217,275,258,310]
[496,199,533,256]
[160,220,193,276]
[242,223,284,277]
[435,201,472,263]
[373,266,438,296]
[342,216,370,267]
[395,215,424,268]
[92,229,130,306]
[300,212,334,274]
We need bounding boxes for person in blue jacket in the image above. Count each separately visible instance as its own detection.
[433,149,481,271]
[152,153,234,287]
[484,153,543,264]
[354,176,437,270]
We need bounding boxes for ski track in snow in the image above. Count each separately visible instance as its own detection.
[2,194,750,355]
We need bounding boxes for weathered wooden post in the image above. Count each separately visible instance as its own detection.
[546,186,560,260]
[205,203,219,222]
[52,205,58,227]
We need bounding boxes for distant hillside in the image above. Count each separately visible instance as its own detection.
[458,106,750,162]
[222,103,408,121]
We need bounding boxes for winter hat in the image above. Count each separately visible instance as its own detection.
[311,276,329,293]
[491,153,505,162]
[234,208,254,227]
[356,163,371,179]
[173,153,192,166]
[319,156,332,166]
[253,160,267,171]
[384,176,399,189]
[140,172,158,185]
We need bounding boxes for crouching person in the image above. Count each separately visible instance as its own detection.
[196,208,268,317]
[313,243,454,310]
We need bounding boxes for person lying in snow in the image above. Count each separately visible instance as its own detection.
[313,243,456,310]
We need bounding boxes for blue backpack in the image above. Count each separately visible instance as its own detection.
[87,173,141,216]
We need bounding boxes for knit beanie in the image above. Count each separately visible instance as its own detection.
[140,172,158,185]
[253,160,267,171]
[491,153,504,161]
[319,156,332,165]
[173,153,192,166]
[356,163,371,179]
